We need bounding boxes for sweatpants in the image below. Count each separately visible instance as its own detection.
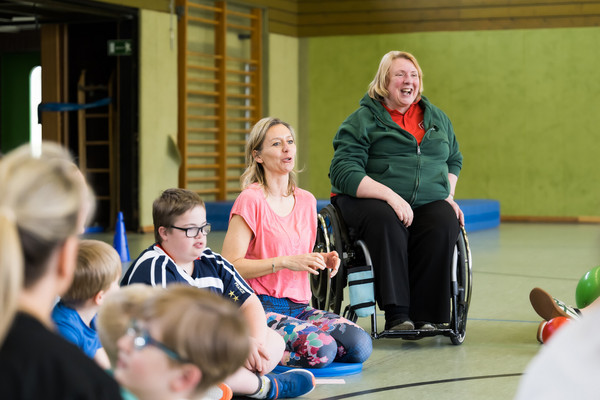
[332,195,460,323]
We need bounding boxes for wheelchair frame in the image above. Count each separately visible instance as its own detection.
[311,203,473,345]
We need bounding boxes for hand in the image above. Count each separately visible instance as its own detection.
[282,253,327,275]
[386,193,414,227]
[322,251,341,278]
[445,196,465,226]
[244,336,270,374]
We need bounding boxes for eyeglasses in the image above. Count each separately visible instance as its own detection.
[170,223,211,237]
[126,320,189,363]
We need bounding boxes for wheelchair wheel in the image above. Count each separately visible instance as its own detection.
[311,204,347,315]
[450,226,473,345]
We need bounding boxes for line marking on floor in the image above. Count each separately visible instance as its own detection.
[316,378,346,384]
[469,317,541,324]
[318,373,523,399]
[474,270,579,281]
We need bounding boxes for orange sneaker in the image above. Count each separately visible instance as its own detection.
[218,383,232,400]
[203,383,232,400]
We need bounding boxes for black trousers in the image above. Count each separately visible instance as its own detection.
[332,195,460,323]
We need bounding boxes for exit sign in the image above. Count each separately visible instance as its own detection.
[107,39,132,56]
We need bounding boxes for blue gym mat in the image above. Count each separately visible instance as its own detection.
[206,198,500,233]
[272,362,363,377]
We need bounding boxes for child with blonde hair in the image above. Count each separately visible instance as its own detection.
[98,284,234,400]
[114,284,250,400]
[52,239,122,369]
[97,283,158,368]
[97,284,158,400]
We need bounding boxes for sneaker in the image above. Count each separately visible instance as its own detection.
[203,383,232,400]
[536,320,547,344]
[415,321,435,330]
[385,319,414,331]
[266,369,315,399]
[529,287,582,321]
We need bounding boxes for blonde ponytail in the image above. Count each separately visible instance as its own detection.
[0,142,93,346]
[0,211,23,344]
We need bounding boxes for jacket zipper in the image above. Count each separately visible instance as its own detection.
[373,113,437,206]
[410,125,437,205]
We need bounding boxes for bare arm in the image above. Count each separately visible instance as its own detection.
[93,347,111,370]
[221,214,328,279]
[239,294,270,374]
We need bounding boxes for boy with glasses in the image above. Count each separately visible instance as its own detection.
[121,188,315,399]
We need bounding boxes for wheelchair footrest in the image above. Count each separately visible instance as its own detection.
[374,327,455,340]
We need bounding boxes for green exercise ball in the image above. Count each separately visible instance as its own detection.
[576,266,600,309]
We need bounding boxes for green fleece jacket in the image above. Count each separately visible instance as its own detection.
[329,93,462,208]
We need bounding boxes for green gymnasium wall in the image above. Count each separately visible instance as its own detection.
[268,34,299,136]
[299,27,600,218]
[138,9,179,229]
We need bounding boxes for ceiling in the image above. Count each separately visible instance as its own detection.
[0,0,136,33]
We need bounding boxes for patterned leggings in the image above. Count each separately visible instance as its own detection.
[259,295,373,368]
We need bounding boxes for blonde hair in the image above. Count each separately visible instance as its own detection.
[152,188,205,244]
[140,284,250,396]
[61,240,122,307]
[367,51,424,102]
[0,142,94,345]
[97,284,158,366]
[240,117,297,195]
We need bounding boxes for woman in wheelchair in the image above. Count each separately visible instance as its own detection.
[329,51,464,331]
[222,117,372,369]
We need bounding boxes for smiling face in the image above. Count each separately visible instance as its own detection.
[254,123,296,178]
[158,205,208,265]
[384,57,420,113]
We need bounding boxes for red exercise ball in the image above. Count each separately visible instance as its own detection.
[541,316,570,343]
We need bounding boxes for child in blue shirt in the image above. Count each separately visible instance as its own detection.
[52,239,121,369]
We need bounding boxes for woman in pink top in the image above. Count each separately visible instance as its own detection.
[222,117,372,368]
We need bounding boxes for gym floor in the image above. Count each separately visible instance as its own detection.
[87,222,600,399]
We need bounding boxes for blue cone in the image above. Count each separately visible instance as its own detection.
[113,211,130,263]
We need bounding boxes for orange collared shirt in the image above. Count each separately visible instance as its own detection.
[382,102,426,144]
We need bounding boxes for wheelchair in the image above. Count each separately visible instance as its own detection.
[311,203,473,345]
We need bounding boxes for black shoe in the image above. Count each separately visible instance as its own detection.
[385,318,414,331]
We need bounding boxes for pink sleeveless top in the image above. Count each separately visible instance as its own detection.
[230,183,317,303]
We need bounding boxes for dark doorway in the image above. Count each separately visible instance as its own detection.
[0,1,140,231]
[66,18,139,232]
